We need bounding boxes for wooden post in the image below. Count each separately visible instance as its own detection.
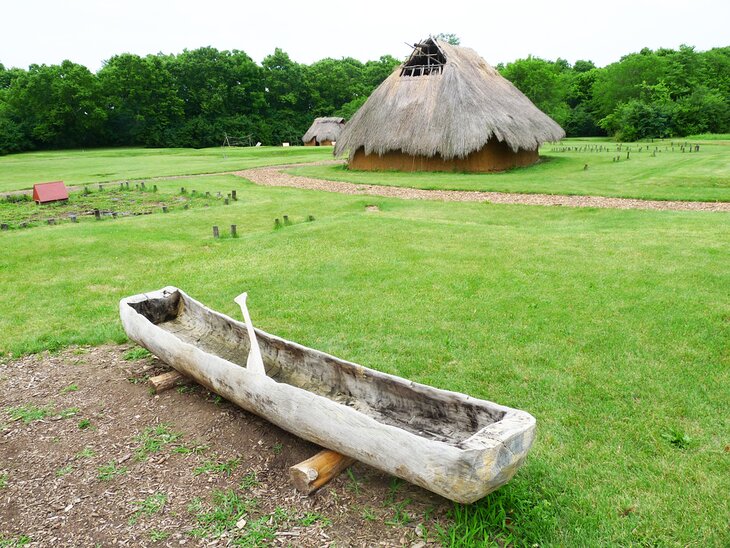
[230,224,237,237]
[289,450,356,495]
[205,191,210,198]
[224,198,229,205]
[1,223,8,231]
[141,182,146,190]
[153,185,158,192]
[213,226,219,238]
[98,184,104,191]
[148,370,186,393]
[181,187,186,194]
[94,209,101,220]
[70,215,78,223]
[162,206,168,213]
[283,215,291,225]
[231,190,237,201]
[274,218,282,229]
[307,215,315,222]
[184,204,189,210]
[125,181,130,189]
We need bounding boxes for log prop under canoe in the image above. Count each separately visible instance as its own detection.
[119,287,536,503]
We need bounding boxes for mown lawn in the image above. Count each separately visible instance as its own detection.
[1,171,727,546]
[288,137,730,202]
[0,145,333,193]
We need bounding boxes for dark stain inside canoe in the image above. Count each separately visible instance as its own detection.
[129,290,504,446]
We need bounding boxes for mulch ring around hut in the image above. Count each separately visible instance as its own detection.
[235,165,730,213]
[0,344,448,547]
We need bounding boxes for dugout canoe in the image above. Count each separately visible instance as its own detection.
[119,286,536,503]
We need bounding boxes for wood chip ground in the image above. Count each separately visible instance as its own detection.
[0,345,447,546]
[235,163,730,213]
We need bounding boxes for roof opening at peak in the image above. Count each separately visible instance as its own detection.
[400,38,446,77]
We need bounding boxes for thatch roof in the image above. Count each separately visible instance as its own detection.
[302,117,345,143]
[334,38,565,160]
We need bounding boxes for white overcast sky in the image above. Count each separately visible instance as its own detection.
[1,0,728,71]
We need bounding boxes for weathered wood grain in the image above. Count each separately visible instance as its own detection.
[119,287,536,503]
[148,370,185,393]
[289,450,356,494]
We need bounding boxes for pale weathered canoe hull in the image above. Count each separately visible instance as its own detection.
[119,287,536,503]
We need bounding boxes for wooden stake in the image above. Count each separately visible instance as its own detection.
[289,449,356,495]
[148,370,186,393]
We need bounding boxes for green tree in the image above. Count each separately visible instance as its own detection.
[262,48,310,144]
[499,56,571,126]
[433,33,460,45]
[98,53,184,146]
[3,61,105,148]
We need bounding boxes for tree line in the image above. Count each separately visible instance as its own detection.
[499,45,730,142]
[0,44,727,155]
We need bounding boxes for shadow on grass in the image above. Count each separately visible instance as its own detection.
[437,460,561,547]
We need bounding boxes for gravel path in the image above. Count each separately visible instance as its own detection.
[235,163,730,213]
[8,161,727,212]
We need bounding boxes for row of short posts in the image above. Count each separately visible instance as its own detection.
[212,214,315,238]
[274,214,315,230]
[553,143,701,154]
[212,225,237,238]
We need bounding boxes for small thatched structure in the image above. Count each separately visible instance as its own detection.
[334,38,565,172]
[302,117,345,146]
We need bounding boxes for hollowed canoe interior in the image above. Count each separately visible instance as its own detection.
[128,290,505,445]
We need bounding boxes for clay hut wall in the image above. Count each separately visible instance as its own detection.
[350,140,539,172]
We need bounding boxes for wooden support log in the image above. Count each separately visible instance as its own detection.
[289,449,356,495]
[148,370,186,393]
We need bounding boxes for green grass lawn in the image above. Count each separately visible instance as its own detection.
[288,137,730,202]
[0,145,333,193]
[1,172,728,546]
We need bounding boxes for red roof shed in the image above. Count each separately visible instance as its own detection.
[33,181,69,204]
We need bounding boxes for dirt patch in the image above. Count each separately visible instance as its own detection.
[235,165,730,213]
[0,345,448,546]
[0,189,220,230]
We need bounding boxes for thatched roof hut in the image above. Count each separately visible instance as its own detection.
[302,117,345,146]
[334,38,565,172]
